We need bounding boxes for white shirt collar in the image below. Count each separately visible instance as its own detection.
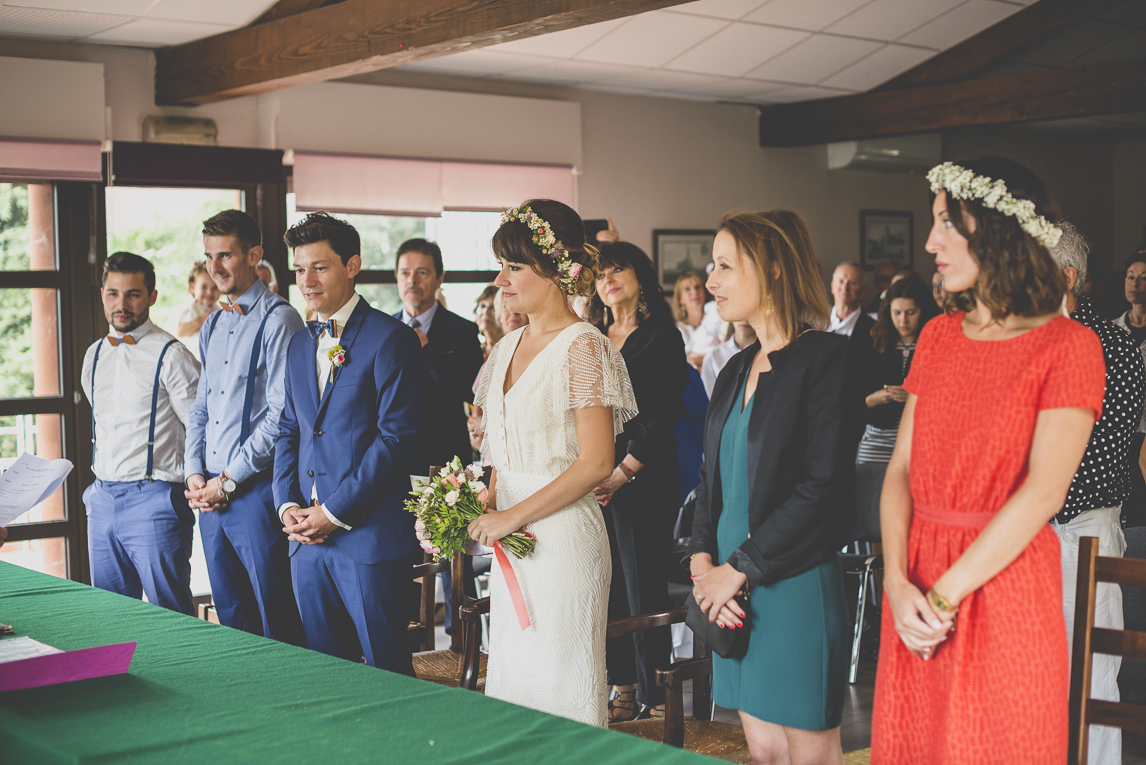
[402,300,439,330]
[113,318,155,343]
[828,305,861,336]
[322,292,361,334]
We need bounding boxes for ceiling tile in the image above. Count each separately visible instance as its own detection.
[488,17,626,57]
[820,43,934,89]
[668,0,768,20]
[1013,20,1139,66]
[899,0,1019,49]
[575,10,728,67]
[663,21,809,76]
[399,49,546,77]
[0,6,129,37]
[3,0,153,12]
[1070,28,1146,65]
[758,84,857,103]
[745,33,882,84]
[600,68,728,91]
[491,59,644,86]
[147,0,272,27]
[744,0,874,32]
[83,16,232,45]
[826,0,964,41]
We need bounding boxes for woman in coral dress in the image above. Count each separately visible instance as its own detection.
[871,158,1107,764]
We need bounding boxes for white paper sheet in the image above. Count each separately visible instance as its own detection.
[0,452,74,526]
[0,636,62,664]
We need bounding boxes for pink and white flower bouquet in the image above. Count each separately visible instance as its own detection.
[406,456,535,561]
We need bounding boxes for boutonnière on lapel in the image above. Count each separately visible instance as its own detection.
[327,344,348,384]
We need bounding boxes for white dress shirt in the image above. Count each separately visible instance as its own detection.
[828,305,862,337]
[677,301,725,357]
[279,293,361,529]
[700,336,745,399]
[80,319,200,483]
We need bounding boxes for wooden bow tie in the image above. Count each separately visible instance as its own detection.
[219,302,245,315]
[106,334,136,347]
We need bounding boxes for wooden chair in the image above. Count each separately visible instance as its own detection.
[1068,536,1146,764]
[458,599,751,763]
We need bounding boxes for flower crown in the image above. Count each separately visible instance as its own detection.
[927,162,1062,249]
[501,206,583,294]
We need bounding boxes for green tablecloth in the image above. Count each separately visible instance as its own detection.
[0,562,711,764]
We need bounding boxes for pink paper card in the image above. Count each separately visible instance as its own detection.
[0,642,136,692]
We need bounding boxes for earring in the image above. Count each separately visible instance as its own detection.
[638,289,649,317]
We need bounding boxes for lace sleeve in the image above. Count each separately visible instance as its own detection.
[566,326,639,437]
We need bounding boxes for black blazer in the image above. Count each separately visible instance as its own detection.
[689,331,854,587]
[614,319,689,474]
[394,302,485,471]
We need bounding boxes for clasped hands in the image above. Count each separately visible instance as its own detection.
[885,576,957,661]
[690,553,747,630]
[185,474,228,512]
[468,502,520,549]
[282,503,338,544]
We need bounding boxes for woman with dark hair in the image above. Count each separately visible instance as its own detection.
[871,159,1105,763]
[467,199,637,726]
[591,241,689,720]
[690,210,851,764]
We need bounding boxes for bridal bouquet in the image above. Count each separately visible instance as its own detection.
[406,456,535,561]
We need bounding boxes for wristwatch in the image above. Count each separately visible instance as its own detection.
[219,472,237,498]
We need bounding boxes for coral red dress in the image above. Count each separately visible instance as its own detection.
[871,313,1106,764]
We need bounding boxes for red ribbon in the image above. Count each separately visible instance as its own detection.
[494,538,531,630]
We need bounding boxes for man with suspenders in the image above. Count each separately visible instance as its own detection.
[81,252,200,614]
[184,210,305,644]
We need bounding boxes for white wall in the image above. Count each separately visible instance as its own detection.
[0,55,105,140]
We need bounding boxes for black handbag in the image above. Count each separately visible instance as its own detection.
[685,589,750,659]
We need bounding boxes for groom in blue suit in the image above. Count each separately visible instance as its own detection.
[274,212,425,673]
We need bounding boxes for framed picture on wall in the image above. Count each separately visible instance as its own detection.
[653,229,716,292]
[859,210,913,269]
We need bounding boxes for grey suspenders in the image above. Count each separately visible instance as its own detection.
[89,337,179,481]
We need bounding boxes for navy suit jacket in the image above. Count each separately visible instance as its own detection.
[393,302,484,471]
[274,298,425,565]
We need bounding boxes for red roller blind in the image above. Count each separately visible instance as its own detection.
[0,137,102,182]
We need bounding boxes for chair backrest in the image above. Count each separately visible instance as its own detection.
[409,554,451,651]
[1068,536,1146,764]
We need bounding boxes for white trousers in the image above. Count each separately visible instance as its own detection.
[1055,506,1126,765]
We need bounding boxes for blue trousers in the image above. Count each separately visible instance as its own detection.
[199,473,303,645]
[292,543,414,675]
[84,479,194,616]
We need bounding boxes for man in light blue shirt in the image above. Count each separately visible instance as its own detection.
[184,210,304,644]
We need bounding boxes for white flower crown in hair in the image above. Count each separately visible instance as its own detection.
[501,206,582,294]
[927,162,1062,249]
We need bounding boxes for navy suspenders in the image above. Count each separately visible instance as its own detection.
[90,337,179,481]
[204,298,291,448]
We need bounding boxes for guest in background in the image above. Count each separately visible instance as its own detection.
[828,262,872,341]
[864,260,899,315]
[857,274,939,466]
[256,259,279,294]
[691,210,850,765]
[1049,221,1145,765]
[497,286,529,334]
[872,159,1104,764]
[829,262,874,502]
[82,252,200,616]
[593,241,689,721]
[673,270,723,368]
[173,262,219,356]
[395,237,484,635]
[931,270,946,308]
[1114,247,1146,528]
[701,322,757,399]
[474,284,502,359]
[275,212,424,673]
[185,210,304,645]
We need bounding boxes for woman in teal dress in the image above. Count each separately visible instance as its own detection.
[690,211,852,765]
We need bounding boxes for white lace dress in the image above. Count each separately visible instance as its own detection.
[475,322,637,726]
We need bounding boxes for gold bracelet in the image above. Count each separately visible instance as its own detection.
[927,587,957,614]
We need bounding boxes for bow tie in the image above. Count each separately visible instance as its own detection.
[219,302,245,316]
[307,319,338,339]
[107,334,136,347]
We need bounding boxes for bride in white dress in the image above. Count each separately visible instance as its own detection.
[468,200,637,727]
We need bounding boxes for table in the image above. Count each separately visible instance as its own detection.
[0,563,711,764]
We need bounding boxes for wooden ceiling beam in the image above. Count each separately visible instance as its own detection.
[758,57,1146,147]
[878,0,1120,91]
[155,0,693,105]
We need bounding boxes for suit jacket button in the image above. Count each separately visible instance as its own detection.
[307,470,314,478]
[314,429,323,437]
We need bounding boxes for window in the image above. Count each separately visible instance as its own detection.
[286,194,500,321]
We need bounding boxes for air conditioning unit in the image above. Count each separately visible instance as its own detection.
[141,115,217,146]
[827,134,941,173]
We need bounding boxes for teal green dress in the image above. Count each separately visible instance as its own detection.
[712,372,849,730]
